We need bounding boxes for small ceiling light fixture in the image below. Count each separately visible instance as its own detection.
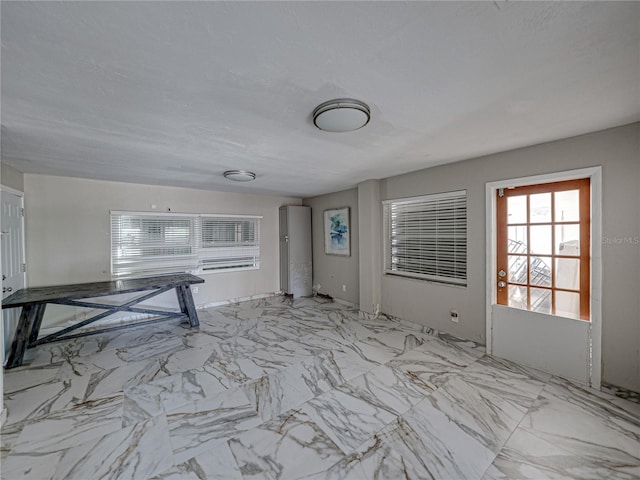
[313,98,370,133]
[223,170,256,182]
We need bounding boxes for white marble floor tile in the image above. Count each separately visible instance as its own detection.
[326,348,381,383]
[3,362,63,393]
[54,347,128,378]
[364,329,429,356]
[485,427,640,479]
[399,396,496,478]
[386,336,483,395]
[487,377,640,479]
[295,350,348,394]
[228,409,346,479]
[166,386,262,464]
[337,364,428,417]
[8,395,124,473]
[426,376,530,453]
[360,400,496,480]
[51,415,173,480]
[0,420,27,463]
[157,344,219,375]
[3,374,91,428]
[300,388,398,454]
[340,339,398,367]
[121,335,188,363]
[84,358,166,401]
[297,455,368,480]
[150,441,243,479]
[458,355,550,406]
[122,366,234,424]
[243,365,317,421]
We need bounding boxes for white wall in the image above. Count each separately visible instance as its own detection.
[1,163,25,192]
[302,188,359,304]
[23,174,301,328]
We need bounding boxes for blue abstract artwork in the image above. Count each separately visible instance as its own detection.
[324,207,350,256]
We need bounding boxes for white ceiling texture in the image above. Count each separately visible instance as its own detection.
[1,2,639,198]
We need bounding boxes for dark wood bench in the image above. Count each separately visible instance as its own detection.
[2,273,204,369]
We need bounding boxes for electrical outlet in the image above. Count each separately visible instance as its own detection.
[450,309,459,323]
[342,284,347,292]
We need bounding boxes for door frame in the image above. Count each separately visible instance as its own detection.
[0,184,27,286]
[1,185,27,362]
[485,166,602,389]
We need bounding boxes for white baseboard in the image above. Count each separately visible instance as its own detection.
[197,292,280,308]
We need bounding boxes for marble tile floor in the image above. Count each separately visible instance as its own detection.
[1,296,639,479]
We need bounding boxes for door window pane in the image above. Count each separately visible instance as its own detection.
[530,256,551,287]
[530,225,551,255]
[507,196,527,224]
[555,190,580,222]
[530,193,551,223]
[556,258,580,290]
[508,226,527,254]
[530,287,552,315]
[556,291,580,319]
[508,255,528,284]
[508,285,527,309]
[555,224,580,255]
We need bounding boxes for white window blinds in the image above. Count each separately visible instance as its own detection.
[111,213,198,278]
[199,216,260,271]
[111,212,261,278]
[383,190,467,286]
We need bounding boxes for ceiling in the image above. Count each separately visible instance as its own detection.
[1,2,639,198]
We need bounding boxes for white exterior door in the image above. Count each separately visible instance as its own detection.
[2,189,26,362]
[486,168,602,388]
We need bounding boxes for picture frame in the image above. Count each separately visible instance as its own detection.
[324,207,350,256]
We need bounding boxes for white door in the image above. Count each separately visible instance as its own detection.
[486,168,602,388]
[1,190,26,363]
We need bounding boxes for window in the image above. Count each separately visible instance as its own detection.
[383,190,467,286]
[496,178,590,320]
[111,212,261,278]
[199,216,260,271]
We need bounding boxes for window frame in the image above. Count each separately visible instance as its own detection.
[496,178,591,320]
[383,190,467,286]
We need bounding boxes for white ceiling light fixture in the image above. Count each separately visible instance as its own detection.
[313,98,371,133]
[223,170,256,182]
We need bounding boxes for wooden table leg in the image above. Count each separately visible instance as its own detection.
[177,285,199,327]
[28,303,47,344]
[5,305,38,369]
[175,285,187,323]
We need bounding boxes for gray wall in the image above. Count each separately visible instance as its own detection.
[304,122,639,391]
[23,174,301,328]
[378,122,639,392]
[1,163,24,191]
[302,188,359,304]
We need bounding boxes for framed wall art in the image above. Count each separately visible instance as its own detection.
[324,207,350,256]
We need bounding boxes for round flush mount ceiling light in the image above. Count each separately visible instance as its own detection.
[223,170,256,182]
[313,98,370,132]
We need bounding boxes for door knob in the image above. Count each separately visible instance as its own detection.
[3,287,13,293]
[497,281,506,288]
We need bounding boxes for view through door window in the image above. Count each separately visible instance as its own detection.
[496,178,591,320]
